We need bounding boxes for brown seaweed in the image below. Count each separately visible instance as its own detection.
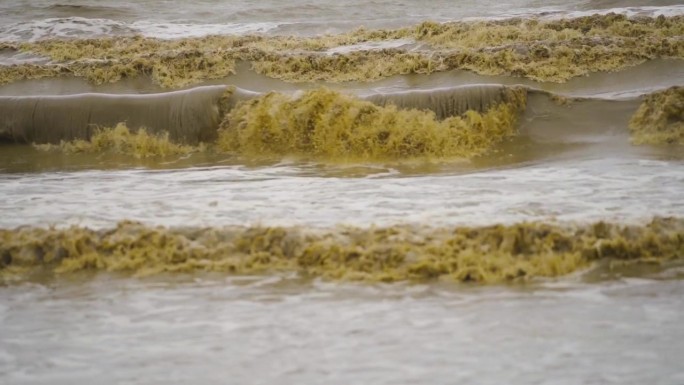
[1,217,681,284]
[0,14,681,87]
[629,86,684,145]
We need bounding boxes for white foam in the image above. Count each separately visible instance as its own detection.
[2,6,683,43]
[0,17,282,43]
[561,5,684,19]
[0,17,133,42]
[455,5,684,23]
[129,21,283,39]
[1,157,682,230]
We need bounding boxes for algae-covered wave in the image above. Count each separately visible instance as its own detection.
[1,14,683,87]
[216,87,525,160]
[1,217,682,284]
[630,86,684,145]
[18,84,684,162]
[30,87,526,160]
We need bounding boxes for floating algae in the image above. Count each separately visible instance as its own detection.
[0,64,66,85]
[1,218,682,284]
[412,14,684,82]
[250,14,684,83]
[1,14,682,87]
[217,87,525,160]
[16,36,243,88]
[629,86,684,145]
[34,123,201,158]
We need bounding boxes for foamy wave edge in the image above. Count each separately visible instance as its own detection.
[1,5,684,42]
[0,17,284,43]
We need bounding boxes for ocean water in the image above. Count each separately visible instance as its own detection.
[1,1,683,384]
[1,0,684,41]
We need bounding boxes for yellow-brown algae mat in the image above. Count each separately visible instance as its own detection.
[216,87,526,160]
[1,14,682,87]
[629,86,684,145]
[1,217,682,284]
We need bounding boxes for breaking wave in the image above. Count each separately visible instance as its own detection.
[1,84,680,161]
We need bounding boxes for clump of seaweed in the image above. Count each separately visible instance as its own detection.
[414,14,684,82]
[629,86,684,145]
[34,123,202,158]
[1,14,682,87]
[216,87,525,160]
[1,217,682,284]
[0,64,67,84]
[11,36,244,88]
[0,42,17,50]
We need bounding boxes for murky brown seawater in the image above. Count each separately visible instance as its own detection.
[2,276,684,384]
[1,1,683,384]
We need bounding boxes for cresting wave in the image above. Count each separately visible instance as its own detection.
[1,217,682,284]
[0,85,231,144]
[0,13,683,86]
[1,85,680,161]
[2,85,528,160]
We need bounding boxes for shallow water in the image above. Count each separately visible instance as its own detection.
[1,0,684,383]
[2,277,684,385]
[1,155,683,230]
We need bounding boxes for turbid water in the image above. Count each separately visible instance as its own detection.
[2,277,684,385]
[1,1,683,384]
